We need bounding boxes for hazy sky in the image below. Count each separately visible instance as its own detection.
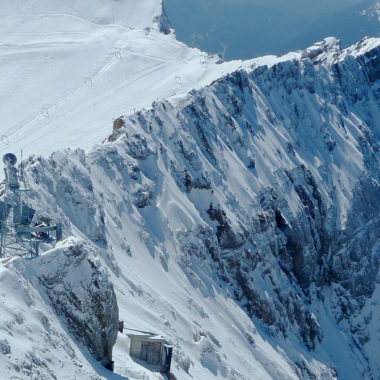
[164,0,379,59]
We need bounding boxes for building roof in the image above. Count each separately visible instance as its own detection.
[123,328,166,342]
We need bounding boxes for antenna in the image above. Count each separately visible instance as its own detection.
[20,149,24,187]
[3,153,17,166]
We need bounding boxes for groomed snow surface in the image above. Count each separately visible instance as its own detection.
[0,0,252,163]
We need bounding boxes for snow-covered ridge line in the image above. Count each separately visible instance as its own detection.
[245,37,380,71]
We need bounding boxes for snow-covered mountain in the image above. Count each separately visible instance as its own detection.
[0,1,379,379]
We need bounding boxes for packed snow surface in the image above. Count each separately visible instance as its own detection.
[0,0,249,162]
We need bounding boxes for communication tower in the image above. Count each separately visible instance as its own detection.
[0,153,62,259]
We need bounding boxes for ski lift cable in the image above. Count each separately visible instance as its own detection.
[2,45,124,140]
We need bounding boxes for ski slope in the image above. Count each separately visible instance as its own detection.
[0,0,162,29]
[0,0,253,163]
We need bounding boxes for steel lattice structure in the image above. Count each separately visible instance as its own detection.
[0,153,62,259]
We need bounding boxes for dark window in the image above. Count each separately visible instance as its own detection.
[141,341,161,365]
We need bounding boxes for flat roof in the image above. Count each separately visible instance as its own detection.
[123,328,166,341]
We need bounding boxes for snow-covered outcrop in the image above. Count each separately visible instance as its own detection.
[0,237,119,379]
[18,237,119,369]
[3,37,376,379]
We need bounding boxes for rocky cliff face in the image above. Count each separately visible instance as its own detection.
[109,36,380,357]
[6,37,380,379]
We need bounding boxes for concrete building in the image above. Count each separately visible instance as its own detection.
[124,329,173,373]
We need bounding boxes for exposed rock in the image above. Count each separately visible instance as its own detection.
[133,187,153,208]
[0,339,11,355]
[154,2,171,35]
[113,116,125,131]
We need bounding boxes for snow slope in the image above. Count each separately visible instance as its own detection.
[0,259,107,379]
[0,0,162,29]
[0,0,253,163]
